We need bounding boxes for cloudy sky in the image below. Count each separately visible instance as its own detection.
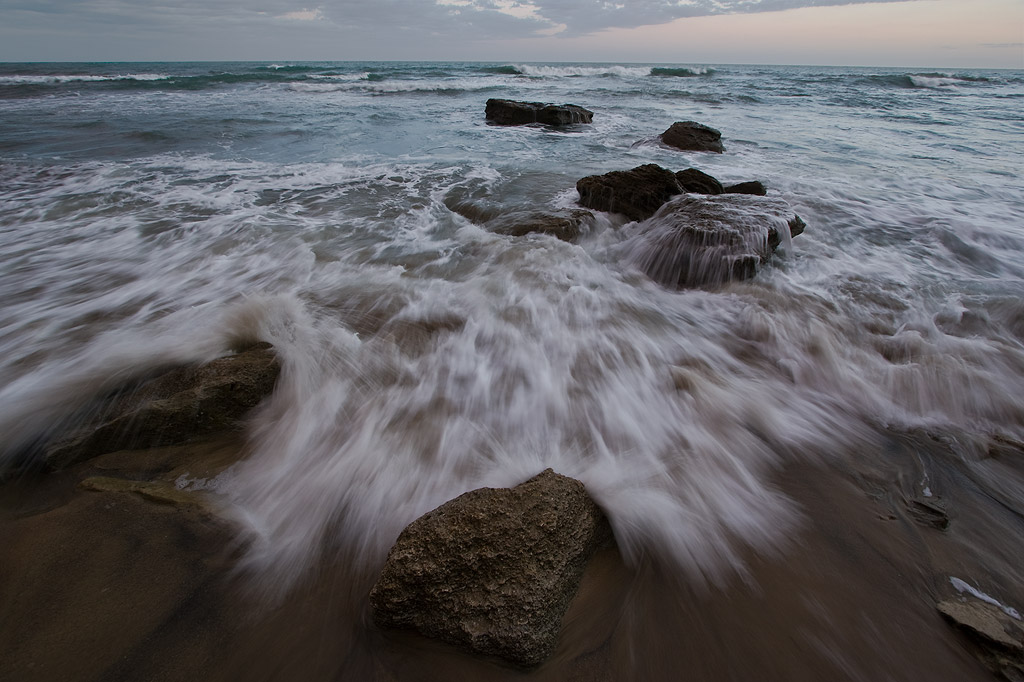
[0,0,1021,67]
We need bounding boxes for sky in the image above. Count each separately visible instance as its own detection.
[0,0,1020,67]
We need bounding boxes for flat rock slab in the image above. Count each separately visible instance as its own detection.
[485,99,594,126]
[660,121,724,153]
[370,469,609,669]
[621,194,805,288]
[45,343,280,470]
[938,597,1024,679]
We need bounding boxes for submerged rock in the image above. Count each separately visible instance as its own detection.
[370,469,610,669]
[44,343,280,470]
[446,196,594,242]
[660,121,724,153]
[576,164,682,222]
[621,194,805,288]
[485,99,594,126]
[487,209,594,241]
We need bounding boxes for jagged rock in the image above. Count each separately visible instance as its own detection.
[724,181,767,196]
[485,99,593,126]
[370,469,611,669]
[620,194,806,288]
[676,168,724,195]
[938,597,1024,679]
[44,343,280,470]
[660,121,724,153]
[576,164,682,223]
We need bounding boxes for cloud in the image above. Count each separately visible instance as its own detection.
[0,0,919,40]
[279,7,324,21]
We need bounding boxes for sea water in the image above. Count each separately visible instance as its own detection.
[1,61,1023,593]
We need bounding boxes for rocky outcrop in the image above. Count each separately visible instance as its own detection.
[44,343,280,470]
[485,99,594,126]
[576,164,683,222]
[660,121,724,153]
[620,194,805,288]
[370,469,610,669]
[676,168,724,195]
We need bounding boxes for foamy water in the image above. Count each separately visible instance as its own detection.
[1,61,1022,595]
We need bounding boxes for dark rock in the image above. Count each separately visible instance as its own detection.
[576,164,682,222]
[621,194,804,288]
[660,121,724,153]
[676,168,724,195]
[907,496,950,530]
[370,469,610,669]
[724,181,768,196]
[44,343,280,470]
[485,99,593,126]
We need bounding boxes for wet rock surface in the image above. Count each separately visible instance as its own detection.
[660,121,724,153]
[724,180,767,196]
[621,194,805,288]
[369,469,610,669]
[938,597,1024,680]
[485,99,594,126]
[44,343,280,470]
[576,164,683,222]
[676,168,724,195]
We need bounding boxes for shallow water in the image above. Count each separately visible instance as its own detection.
[1,61,1023,618]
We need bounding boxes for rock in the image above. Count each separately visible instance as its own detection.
[486,209,594,242]
[369,469,611,669]
[724,181,767,196]
[676,168,724,195]
[44,343,280,470]
[620,194,805,288]
[938,598,1024,679]
[907,496,950,530]
[576,164,682,223]
[485,99,594,126]
[79,476,217,512]
[660,121,724,153]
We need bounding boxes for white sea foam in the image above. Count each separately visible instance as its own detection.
[0,73,170,84]
[950,577,1022,620]
[515,64,651,79]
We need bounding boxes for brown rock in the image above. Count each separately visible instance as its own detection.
[369,469,611,669]
[485,99,594,126]
[44,343,280,470]
[660,121,724,153]
[576,164,682,222]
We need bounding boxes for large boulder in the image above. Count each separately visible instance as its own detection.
[724,181,767,196]
[44,343,280,470]
[620,194,805,288]
[660,121,724,153]
[485,99,593,126]
[576,164,682,223]
[369,469,610,669]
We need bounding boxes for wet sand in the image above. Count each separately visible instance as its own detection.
[1,429,1021,682]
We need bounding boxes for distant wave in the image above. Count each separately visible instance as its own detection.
[864,73,991,90]
[514,64,650,78]
[0,73,171,85]
[650,67,714,78]
[477,65,522,75]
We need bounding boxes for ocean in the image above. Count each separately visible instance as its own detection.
[1,61,1023,680]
